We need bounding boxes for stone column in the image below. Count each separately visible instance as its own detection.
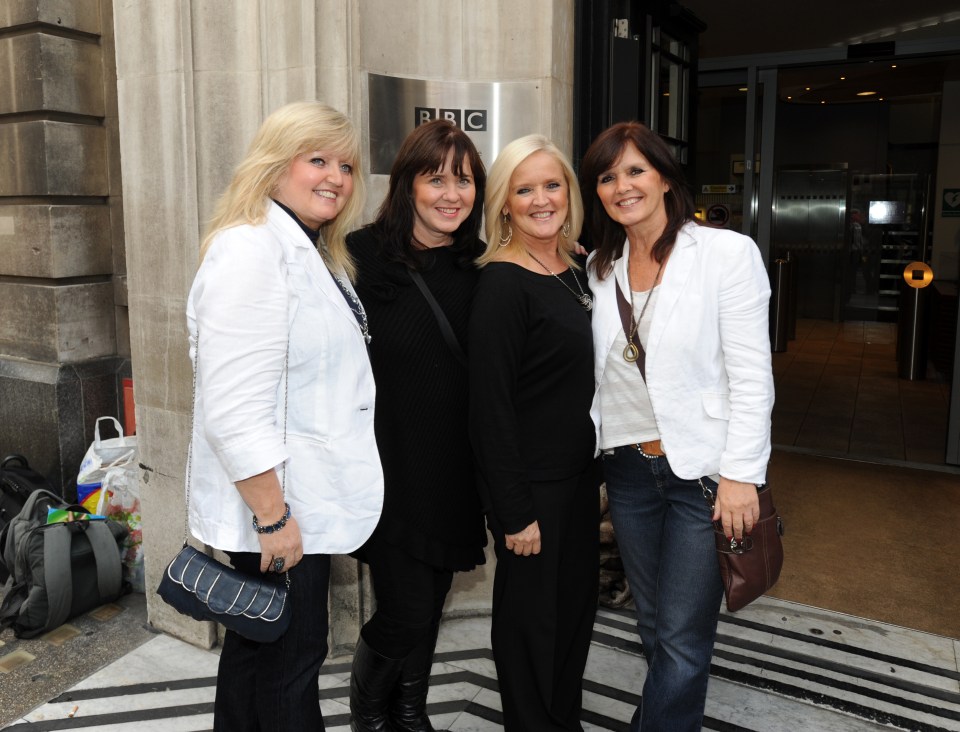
[114,0,573,649]
[113,0,335,648]
[0,0,128,493]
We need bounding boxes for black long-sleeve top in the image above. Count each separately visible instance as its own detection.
[347,227,487,571]
[468,261,595,535]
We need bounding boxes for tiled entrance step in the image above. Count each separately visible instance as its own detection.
[6,597,959,731]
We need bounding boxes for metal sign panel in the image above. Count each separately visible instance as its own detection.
[368,73,541,175]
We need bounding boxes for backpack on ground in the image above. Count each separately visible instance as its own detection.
[0,455,54,583]
[0,488,128,639]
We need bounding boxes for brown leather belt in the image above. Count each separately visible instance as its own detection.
[632,439,665,457]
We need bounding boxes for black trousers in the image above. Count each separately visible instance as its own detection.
[361,532,454,659]
[214,552,330,732]
[487,467,600,731]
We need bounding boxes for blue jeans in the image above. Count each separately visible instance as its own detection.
[214,552,331,731]
[602,447,722,732]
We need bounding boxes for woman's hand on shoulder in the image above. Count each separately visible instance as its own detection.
[712,477,760,541]
[504,520,541,556]
[257,514,304,573]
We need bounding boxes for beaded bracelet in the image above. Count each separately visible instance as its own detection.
[252,503,291,534]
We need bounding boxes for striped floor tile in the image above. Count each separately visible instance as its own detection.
[5,597,958,731]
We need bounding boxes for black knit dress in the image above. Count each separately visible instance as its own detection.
[347,226,487,572]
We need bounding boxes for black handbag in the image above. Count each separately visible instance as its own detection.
[157,337,292,642]
[702,480,784,612]
[158,544,290,643]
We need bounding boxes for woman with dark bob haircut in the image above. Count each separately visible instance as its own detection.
[580,122,774,731]
[345,119,488,732]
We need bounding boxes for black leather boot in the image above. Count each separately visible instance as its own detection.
[389,623,448,732]
[350,636,404,732]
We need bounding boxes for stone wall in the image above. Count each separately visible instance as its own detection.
[114,0,574,650]
[0,0,128,492]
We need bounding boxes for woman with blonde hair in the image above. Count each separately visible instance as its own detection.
[186,100,383,730]
[469,134,600,730]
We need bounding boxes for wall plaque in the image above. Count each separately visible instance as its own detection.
[368,73,541,175]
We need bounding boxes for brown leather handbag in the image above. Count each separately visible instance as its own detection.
[703,482,784,612]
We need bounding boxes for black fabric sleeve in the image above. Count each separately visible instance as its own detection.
[468,267,536,535]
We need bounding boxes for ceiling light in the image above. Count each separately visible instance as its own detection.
[857,90,877,96]
[891,64,897,68]
[840,76,846,80]
[738,87,748,92]
[805,86,811,91]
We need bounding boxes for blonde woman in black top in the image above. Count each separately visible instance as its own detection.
[469,134,599,731]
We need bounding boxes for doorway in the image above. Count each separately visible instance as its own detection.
[694,58,954,466]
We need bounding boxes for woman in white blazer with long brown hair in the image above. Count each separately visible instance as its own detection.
[580,121,773,732]
[186,101,383,731]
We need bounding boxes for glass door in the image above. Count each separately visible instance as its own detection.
[694,67,775,264]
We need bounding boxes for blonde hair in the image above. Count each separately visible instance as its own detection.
[478,135,583,268]
[199,101,366,280]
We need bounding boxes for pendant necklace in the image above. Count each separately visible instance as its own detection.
[623,259,664,362]
[526,250,593,311]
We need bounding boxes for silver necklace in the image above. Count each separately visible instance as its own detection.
[526,250,593,311]
[623,259,664,362]
[330,271,372,344]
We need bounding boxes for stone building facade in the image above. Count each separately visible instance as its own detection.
[108,0,575,650]
[0,0,129,492]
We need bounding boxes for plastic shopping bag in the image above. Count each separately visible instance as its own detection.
[77,417,144,591]
[77,417,137,485]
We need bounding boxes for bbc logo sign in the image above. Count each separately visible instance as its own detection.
[415,107,487,131]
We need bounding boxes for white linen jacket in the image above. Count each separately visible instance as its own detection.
[588,222,774,485]
[186,202,383,554]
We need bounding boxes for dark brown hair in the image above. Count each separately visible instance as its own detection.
[579,122,695,279]
[371,119,486,268]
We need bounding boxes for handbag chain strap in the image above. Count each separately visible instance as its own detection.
[183,335,290,572]
[698,478,716,511]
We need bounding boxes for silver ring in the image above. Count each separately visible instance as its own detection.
[273,557,285,573]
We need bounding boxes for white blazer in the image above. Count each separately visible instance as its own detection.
[186,203,383,554]
[588,222,774,485]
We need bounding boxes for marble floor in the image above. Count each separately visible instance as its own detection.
[6,596,960,731]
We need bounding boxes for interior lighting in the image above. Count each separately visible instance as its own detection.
[840,76,846,80]
[857,90,877,96]
[738,87,748,92]
[805,86,811,91]
[891,64,897,68]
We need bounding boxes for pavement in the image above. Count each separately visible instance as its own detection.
[3,594,960,731]
[0,591,155,728]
